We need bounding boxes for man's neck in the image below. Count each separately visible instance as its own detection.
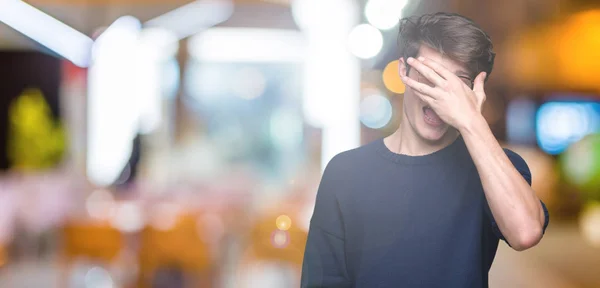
[384,117,459,157]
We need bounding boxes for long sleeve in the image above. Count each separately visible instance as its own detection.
[301,155,352,288]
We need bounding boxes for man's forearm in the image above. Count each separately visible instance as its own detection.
[459,114,545,250]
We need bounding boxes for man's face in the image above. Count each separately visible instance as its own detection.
[399,44,473,143]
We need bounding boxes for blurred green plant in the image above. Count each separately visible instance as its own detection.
[560,133,600,201]
[7,88,66,171]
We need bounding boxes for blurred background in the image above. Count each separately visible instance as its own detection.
[0,0,599,287]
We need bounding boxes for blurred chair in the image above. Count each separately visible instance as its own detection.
[137,213,215,288]
[235,211,308,288]
[60,221,124,287]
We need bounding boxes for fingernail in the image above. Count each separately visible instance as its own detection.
[407,57,414,63]
[418,57,425,61]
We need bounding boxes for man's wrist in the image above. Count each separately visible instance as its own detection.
[458,112,487,136]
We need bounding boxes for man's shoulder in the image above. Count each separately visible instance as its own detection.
[320,142,379,202]
[326,140,381,172]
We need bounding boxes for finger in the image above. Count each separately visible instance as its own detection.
[401,74,440,99]
[418,57,458,84]
[473,72,487,110]
[473,72,486,95]
[404,80,435,106]
[406,57,446,88]
[414,91,435,107]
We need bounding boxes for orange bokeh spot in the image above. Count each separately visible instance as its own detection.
[275,215,292,231]
[382,60,405,94]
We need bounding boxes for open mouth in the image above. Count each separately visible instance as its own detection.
[422,105,435,116]
[423,106,443,125]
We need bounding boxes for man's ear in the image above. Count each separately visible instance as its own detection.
[398,57,407,77]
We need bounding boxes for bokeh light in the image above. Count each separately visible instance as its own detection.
[579,202,600,248]
[270,108,303,150]
[275,215,292,231]
[382,60,405,94]
[536,102,600,155]
[561,134,600,198]
[271,230,290,249]
[86,189,115,221]
[110,202,144,233]
[347,24,383,59]
[150,202,181,231]
[365,0,408,30]
[360,93,393,129]
[84,266,114,288]
[555,10,600,90]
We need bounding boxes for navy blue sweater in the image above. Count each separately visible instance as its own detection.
[301,137,549,287]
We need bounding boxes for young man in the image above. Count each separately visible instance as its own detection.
[301,12,549,288]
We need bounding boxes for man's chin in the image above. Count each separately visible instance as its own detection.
[419,125,450,143]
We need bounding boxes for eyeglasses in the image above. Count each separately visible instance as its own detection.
[408,67,474,90]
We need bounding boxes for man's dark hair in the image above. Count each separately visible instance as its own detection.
[398,12,495,79]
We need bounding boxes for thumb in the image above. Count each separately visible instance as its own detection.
[473,72,486,95]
